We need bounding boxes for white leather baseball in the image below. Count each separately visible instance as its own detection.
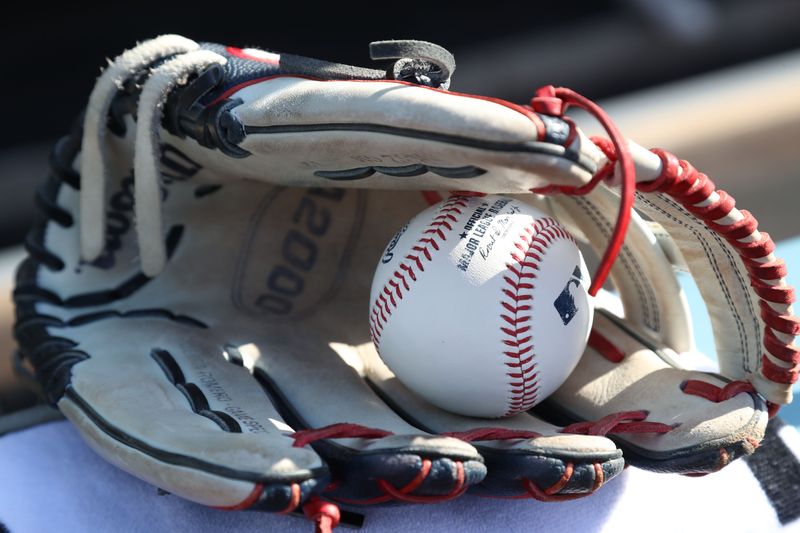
[369,194,593,418]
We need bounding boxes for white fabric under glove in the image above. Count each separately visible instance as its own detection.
[1,417,798,533]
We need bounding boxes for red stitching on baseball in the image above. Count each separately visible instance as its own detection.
[501,217,572,415]
[399,263,417,281]
[370,196,467,349]
[370,200,578,416]
[500,314,530,326]
[393,271,410,290]
[504,354,534,369]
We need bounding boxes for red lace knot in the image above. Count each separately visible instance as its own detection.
[528,86,636,297]
[586,135,617,187]
[591,135,615,160]
[530,85,565,116]
[562,410,674,436]
[291,423,393,448]
[302,497,341,533]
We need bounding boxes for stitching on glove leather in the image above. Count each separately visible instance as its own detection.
[572,195,661,333]
[596,140,798,393]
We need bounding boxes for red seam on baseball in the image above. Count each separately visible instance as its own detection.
[370,201,579,416]
[502,217,576,415]
[369,196,467,349]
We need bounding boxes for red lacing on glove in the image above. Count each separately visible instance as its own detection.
[441,428,598,501]
[291,422,393,448]
[682,379,756,402]
[442,428,543,441]
[561,410,673,436]
[443,412,673,443]
[280,483,303,514]
[442,411,670,501]
[591,326,779,416]
[215,482,286,511]
[529,86,636,296]
[520,464,606,502]
[590,142,799,410]
[377,459,467,504]
[328,458,466,505]
[588,329,625,363]
[291,423,468,507]
[290,424,394,531]
[681,379,780,418]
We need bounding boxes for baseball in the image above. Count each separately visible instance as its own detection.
[369,194,593,418]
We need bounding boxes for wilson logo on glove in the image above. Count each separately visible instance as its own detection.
[84,143,201,271]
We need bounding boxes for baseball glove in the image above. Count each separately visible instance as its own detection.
[14,35,797,530]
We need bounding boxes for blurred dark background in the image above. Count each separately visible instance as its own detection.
[4,0,800,146]
[0,0,799,248]
[1,0,800,414]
